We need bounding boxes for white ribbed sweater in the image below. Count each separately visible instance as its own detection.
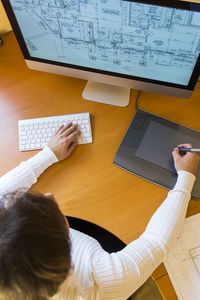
[0,147,195,300]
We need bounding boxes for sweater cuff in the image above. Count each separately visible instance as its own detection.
[173,170,196,193]
[26,146,58,178]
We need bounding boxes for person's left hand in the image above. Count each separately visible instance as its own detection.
[47,122,80,161]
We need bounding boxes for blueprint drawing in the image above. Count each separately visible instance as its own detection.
[165,213,200,300]
[10,0,200,85]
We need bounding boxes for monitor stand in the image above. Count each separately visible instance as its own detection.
[82,81,130,107]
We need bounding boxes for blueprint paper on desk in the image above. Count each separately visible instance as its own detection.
[164,214,200,300]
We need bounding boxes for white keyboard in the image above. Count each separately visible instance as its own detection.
[18,112,92,151]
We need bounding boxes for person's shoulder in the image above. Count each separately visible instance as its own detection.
[69,228,105,270]
[69,228,105,257]
[69,227,101,245]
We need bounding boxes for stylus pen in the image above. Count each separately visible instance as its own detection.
[178,147,200,152]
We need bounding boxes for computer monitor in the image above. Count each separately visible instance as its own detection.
[2,0,200,106]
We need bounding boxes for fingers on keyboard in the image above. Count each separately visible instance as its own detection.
[61,123,78,137]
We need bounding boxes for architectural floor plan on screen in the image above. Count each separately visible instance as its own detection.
[164,214,200,300]
[11,0,200,85]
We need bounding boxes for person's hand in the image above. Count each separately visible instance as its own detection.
[172,143,200,176]
[47,122,80,161]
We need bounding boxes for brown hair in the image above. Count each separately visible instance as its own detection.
[0,191,71,300]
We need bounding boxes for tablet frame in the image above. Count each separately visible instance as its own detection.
[113,110,200,199]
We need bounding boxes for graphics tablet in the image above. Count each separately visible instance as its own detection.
[114,110,200,199]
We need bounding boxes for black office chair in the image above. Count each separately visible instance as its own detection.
[67,216,163,300]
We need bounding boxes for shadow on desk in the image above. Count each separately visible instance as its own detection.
[67,216,163,300]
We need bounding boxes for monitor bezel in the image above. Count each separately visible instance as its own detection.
[2,0,200,91]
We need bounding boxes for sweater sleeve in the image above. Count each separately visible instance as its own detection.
[0,146,58,201]
[92,171,196,299]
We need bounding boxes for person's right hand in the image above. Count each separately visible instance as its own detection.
[172,144,200,176]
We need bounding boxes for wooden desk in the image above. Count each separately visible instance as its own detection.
[1,32,200,299]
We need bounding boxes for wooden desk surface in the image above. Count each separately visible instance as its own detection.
[1,32,200,299]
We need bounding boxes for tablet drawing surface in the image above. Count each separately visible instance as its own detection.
[135,121,200,173]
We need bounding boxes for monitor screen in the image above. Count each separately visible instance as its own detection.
[3,0,200,94]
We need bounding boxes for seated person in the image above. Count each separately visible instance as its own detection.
[0,123,199,300]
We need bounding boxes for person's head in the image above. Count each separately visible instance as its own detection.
[0,190,71,300]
